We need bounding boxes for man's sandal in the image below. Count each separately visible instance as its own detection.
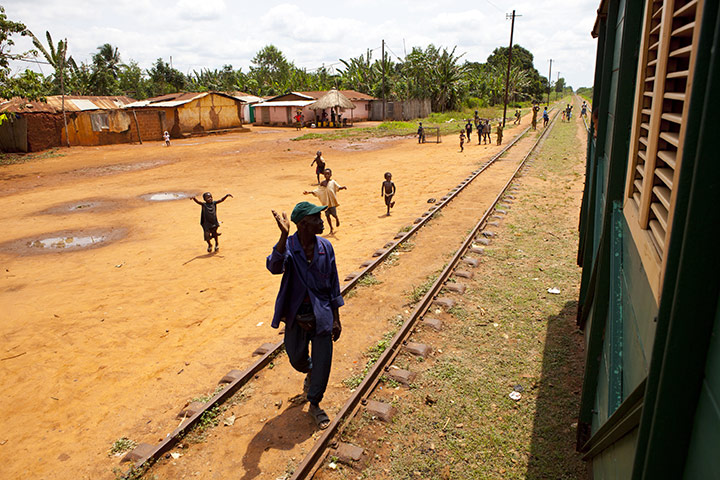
[309,404,330,430]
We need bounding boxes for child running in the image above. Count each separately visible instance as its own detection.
[381,172,396,216]
[459,130,466,152]
[191,192,233,252]
[303,168,347,234]
[310,151,326,185]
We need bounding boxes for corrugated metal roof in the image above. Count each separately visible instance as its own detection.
[123,91,245,109]
[254,100,316,108]
[0,95,135,113]
[299,90,376,101]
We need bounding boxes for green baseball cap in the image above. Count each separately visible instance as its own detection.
[291,201,327,224]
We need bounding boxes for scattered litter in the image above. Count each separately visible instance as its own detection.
[115,262,124,268]
[256,322,264,327]
[427,198,436,203]
[224,414,236,426]
[328,462,338,470]
[274,400,283,409]
[171,452,182,459]
[435,309,442,314]
[509,391,522,401]
[513,384,524,392]
[547,287,561,294]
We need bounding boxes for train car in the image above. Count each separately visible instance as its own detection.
[576,0,719,477]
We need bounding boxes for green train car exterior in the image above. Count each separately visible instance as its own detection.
[577,0,720,478]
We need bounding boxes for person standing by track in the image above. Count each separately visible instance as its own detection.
[267,202,343,430]
[532,103,540,130]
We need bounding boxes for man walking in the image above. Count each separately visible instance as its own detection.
[267,202,344,430]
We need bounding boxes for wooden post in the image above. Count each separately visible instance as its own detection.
[132,109,142,144]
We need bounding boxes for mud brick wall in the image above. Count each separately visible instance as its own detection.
[27,113,63,152]
[127,110,165,142]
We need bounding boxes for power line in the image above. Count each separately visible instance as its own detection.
[484,0,504,13]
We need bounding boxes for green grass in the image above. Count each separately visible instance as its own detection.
[342,329,398,390]
[0,148,65,166]
[337,106,588,480]
[405,273,439,304]
[291,106,510,143]
[357,273,382,287]
[108,437,136,456]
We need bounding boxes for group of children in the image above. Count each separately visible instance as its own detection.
[561,103,574,122]
[191,151,398,251]
[459,119,503,151]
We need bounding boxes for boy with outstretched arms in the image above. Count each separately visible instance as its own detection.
[191,192,233,252]
[303,168,347,234]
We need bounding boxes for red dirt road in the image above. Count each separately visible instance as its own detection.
[0,120,526,479]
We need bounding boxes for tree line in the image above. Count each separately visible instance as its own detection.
[0,7,564,111]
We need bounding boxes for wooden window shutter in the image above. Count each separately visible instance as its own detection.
[625,0,703,289]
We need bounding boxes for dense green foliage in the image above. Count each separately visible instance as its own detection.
[0,9,560,109]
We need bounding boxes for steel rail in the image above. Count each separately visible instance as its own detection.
[289,109,562,479]
[121,119,541,477]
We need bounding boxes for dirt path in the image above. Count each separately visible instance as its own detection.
[0,118,530,479]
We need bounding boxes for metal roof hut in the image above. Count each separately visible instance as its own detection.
[308,89,356,126]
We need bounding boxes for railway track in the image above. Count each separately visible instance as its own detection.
[120,109,560,479]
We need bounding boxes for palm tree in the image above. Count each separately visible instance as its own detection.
[92,43,123,95]
[30,31,73,145]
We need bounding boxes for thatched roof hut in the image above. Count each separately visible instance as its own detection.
[308,89,356,110]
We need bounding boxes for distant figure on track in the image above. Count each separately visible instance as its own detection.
[543,107,549,127]
[267,202,343,430]
[496,122,503,145]
[417,122,425,143]
[465,120,472,142]
[581,102,588,117]
[566,103,573,121]
[381,172,396,216]
[459,129,466,152]
[514,109,521,125]
[191,192,233,253]
[532,103,540,130]
[304,168,346,234]
[310,151,325,185]
[163,130,171,146]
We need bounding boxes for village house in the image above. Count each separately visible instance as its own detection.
[0,95,136,152]
[252,89,376,126]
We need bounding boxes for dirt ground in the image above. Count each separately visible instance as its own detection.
[0,118,531,479]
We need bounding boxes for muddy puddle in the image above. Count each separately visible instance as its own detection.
[39,198,116,215]
[1,228,126,255]
[141,192,195,202]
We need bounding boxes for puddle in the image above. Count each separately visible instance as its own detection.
[28,235,107,249]
[38,198,118,215]
[141,192,194,202]
[1,228,126,255]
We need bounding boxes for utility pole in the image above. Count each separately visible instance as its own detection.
[547,59,553,106]
[381,39,386,121]
[502,10,520,128]
[556,71,561,102]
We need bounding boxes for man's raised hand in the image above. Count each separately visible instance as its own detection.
[272,210,290,235]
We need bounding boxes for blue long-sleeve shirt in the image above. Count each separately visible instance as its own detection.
[266,233,344,335]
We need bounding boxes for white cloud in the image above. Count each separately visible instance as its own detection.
[4,0,600,88]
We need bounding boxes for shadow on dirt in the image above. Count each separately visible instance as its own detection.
[526,300,589,479]
[240,403,316,480]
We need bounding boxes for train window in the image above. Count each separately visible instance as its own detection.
[624,0,703,298]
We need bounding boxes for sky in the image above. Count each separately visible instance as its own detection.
[5,0,600,90]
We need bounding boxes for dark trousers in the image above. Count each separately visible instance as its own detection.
[284,320,333,405]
